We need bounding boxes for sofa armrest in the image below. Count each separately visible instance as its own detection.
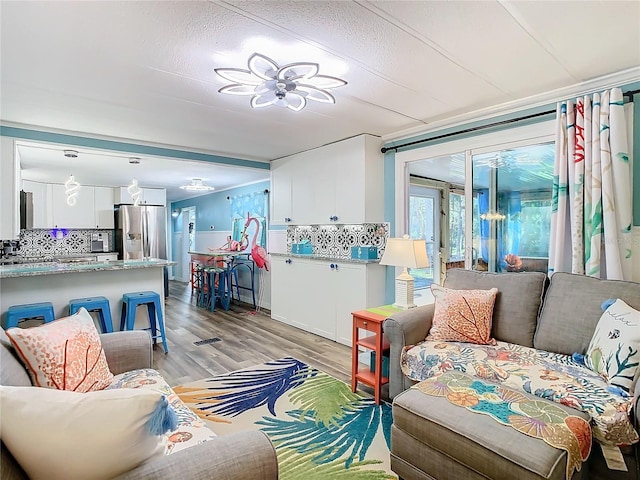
[101,331,153,375]
[383,304,435,399]
[116,431,278,480]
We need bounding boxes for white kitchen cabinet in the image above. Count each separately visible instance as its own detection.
[51,184,96,229]
[270,256,385,346]
[270,134,383,225]
[94,187,115,228]
[115,186,166,206]
[1,137,20,239]
[269,256,307,331]
[270,159,295,225]
[22,180,53,229]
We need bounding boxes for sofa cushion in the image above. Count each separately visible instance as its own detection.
[0,385,170,480]
[584,299,640,395]
[401,340,638,446]
[5,308,114,392]
[106,368,217,455]
[427,284,498,345]
[0,329,31,387]
[443,269,547,347]
[535,273,640,356]
[392,385,589,480]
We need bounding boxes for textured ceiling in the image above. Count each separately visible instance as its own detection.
[1,1,639,200]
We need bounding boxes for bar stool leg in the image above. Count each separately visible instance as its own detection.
[120,303,127,331]
[153,297,168,354]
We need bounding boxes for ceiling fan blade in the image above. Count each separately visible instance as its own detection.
[218,84,257,96]
[277,63,319,81]
[214,68,261,86]
[248,53,279,81]
[296,85,335,103]
[286,93,307,112]
[250,93,275,108]
[254,80,277,94]
[303,75,347,89]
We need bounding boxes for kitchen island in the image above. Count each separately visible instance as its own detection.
[0,259,174,333]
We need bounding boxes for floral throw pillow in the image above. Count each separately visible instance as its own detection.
[5,307,114,392]
[426,284,498,345]
[584,299,640,394]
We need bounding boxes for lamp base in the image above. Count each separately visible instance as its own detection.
[392,269,417,310]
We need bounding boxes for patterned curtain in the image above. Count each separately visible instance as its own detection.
[549,88,633,280]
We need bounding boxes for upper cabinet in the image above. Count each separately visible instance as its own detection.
[270,134,383,225]
[22,181,116,229]
[1,137,20,239]
[114,186,166,206]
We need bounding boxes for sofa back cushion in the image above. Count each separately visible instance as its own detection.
[534,272,640,355]
[0,329,31,387]
[443,269,547,347]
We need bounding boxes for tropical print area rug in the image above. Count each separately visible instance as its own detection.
[174,357,395,479]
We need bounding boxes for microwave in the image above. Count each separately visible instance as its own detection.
[91,233,109,252]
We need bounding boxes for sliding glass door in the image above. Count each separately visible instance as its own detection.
[408,185,440,288]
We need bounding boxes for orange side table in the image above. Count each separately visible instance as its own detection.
[351,305,401,404]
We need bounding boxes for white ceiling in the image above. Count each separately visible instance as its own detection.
[2,1,639,201]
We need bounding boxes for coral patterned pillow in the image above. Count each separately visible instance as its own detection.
[426,284,498,345]
[5,308,114,392]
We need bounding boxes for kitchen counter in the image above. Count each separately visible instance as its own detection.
[270,252,380,264]
[0,258,174,279]
[0,259,174,331]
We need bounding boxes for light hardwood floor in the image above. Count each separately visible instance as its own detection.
[153,281,355,388]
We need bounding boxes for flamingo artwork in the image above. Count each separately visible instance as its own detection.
[245,213,269,271]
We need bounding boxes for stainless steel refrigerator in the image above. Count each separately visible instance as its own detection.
[114,205,167,260]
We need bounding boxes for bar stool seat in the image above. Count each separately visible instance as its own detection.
[5,302,55,329]
[69,296,114,333]
[120,291,168,353]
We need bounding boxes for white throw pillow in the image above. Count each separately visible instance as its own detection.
[584,298,640,394]
[0,386,169,480]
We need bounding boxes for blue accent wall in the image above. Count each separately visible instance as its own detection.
[171,181,270,234]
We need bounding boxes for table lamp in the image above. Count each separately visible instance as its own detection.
[380,234,430,309]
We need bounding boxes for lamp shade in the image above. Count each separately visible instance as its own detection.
[380,235,430,269]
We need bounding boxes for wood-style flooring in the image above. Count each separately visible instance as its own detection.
[153,281,354,388]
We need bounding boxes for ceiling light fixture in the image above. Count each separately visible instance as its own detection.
[128,157,141,164]
[215,53,347,112]
[64,175,80,206]
[64,150,79,158]
[128,178,142,206]
[180,178,215,192]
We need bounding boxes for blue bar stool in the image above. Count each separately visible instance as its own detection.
[204,266,231,312]
[69,296,114,333]
[120,291,168,353]
[5,302,55,329]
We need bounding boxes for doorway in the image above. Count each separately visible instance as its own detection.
[178,206,196,283]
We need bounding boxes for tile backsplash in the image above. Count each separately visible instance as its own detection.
[287,223,389,259]
[15,229,113,260]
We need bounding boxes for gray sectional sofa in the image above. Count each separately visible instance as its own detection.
[0,328,279,480]
[384,269,640,480]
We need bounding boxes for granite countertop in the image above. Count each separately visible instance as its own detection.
[0,259,175,279]
[270,252,381,265]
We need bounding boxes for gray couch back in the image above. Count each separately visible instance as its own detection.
[444,269,547,347]
[0,328,31,387]
[534,272,640,355]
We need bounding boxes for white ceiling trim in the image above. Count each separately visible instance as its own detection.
[383,66,640,145]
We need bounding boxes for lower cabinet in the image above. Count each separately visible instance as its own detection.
[270,256,385,347]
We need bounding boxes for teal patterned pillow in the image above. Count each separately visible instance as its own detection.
[584,299,640,394]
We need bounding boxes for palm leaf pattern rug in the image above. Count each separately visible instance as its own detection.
[175,357,395,479]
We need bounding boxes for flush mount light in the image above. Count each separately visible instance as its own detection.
[180,178,215,191]
[64,150,79,158]
[129,157,141,164]
[215,53,347,112]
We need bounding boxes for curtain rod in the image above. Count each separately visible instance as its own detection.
[381,88,640,154]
